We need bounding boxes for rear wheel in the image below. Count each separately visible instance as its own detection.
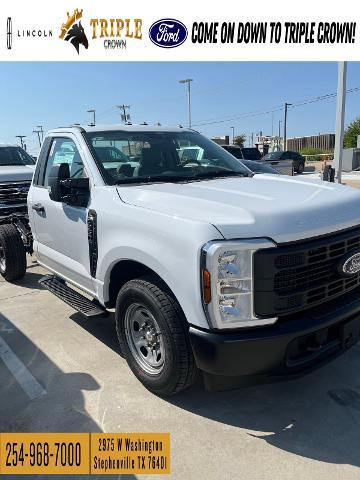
[0,224,26,281]
[296,162,305,174]
[115,277,198,396]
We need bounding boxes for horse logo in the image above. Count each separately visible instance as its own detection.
[59,9,89,54]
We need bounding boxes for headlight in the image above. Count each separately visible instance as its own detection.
[201,239,277,329]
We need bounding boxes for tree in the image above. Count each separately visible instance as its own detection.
[233,134,247,147]
[344,117,360,148]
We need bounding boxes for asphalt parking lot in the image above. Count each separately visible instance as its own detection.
[1,257,360,479]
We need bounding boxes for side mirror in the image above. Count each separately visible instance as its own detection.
[48,163,70,202]
[61,177,90,208]
[48,163,90,207]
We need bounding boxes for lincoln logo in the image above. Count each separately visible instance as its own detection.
[7,17,12,50]
[341,251,360,276]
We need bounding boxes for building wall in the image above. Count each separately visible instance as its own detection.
[211,135,230,145]
[287,134,335,152]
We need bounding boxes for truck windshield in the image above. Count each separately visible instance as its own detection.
[0,147,35,166]
[85,130,252,185]
[263,151,283,160]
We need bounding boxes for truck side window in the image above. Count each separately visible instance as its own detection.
[42,138,86,187]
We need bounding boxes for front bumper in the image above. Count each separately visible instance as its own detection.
[189,290,360,390]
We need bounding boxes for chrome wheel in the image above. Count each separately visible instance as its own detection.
[124,303,165,375]
[0,244,5,273]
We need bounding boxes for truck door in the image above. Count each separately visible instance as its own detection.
[29,135,95,294]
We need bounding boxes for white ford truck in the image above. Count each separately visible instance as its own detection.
[1,125,360,395]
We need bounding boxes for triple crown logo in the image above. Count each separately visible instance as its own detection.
[59,9,88,54]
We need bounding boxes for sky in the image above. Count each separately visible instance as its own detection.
[0,61,359,155]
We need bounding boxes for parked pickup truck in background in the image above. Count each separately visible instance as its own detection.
[1,125,360,396]
[0,145,35,219]
[263,150,306,174]
[222,145,262,161]
[222,144,294,176]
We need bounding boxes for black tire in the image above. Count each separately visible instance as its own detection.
[296,162,305,174]
[0,224,26,281]
[115,277,198,396]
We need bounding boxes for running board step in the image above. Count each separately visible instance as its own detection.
[39,275,106,318]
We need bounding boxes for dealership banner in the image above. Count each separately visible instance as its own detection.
[1,0,360,61]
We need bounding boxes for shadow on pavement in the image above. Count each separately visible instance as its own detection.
[0,312,137,480]
[8,270,46,290]
[168,344,360,468]
[69,312,122,356]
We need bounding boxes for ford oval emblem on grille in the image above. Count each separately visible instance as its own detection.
[339,250,360,276]
[149,19,187,48]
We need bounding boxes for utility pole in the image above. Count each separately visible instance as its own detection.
[87,109,96,126]
[278,120,283,148]
[116,105,131,124]
[36,125,44,142]
[230,126,235,144]
[251,132,254,147]
[333,61,347,184]
[15,135,26,149]
[283,102,292,150]
[117,105,131,154]
[33,129,42,148]
[179,79,193,128]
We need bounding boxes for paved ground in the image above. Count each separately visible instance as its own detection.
[302,163,360,188]
[1,258,360,479]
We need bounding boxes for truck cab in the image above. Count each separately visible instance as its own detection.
[1,124,360,395]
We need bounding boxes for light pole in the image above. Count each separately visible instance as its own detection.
[231,126,235,144]
[333,61,347,183]
[87,109,96,126]
[284,102,292,150]
[179,78,193,128]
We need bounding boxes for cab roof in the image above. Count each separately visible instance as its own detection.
[47,124,192,135]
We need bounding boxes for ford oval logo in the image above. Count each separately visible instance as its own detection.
[149,18,187,48]
[339,250,360,276]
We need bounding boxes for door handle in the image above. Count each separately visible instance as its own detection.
[32,203,45,213]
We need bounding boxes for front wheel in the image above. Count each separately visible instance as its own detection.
[0,224,26,281]
[115,278,198,396]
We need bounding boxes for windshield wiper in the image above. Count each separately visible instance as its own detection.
[114,170,252,185]
[0,163,26,167]
[114,174,195,185]
[194,170,252,179]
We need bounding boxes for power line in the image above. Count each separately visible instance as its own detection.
[191,85,360,128]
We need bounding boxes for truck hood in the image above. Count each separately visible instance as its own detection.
[0,165,35,182]
[117,175,360,243]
